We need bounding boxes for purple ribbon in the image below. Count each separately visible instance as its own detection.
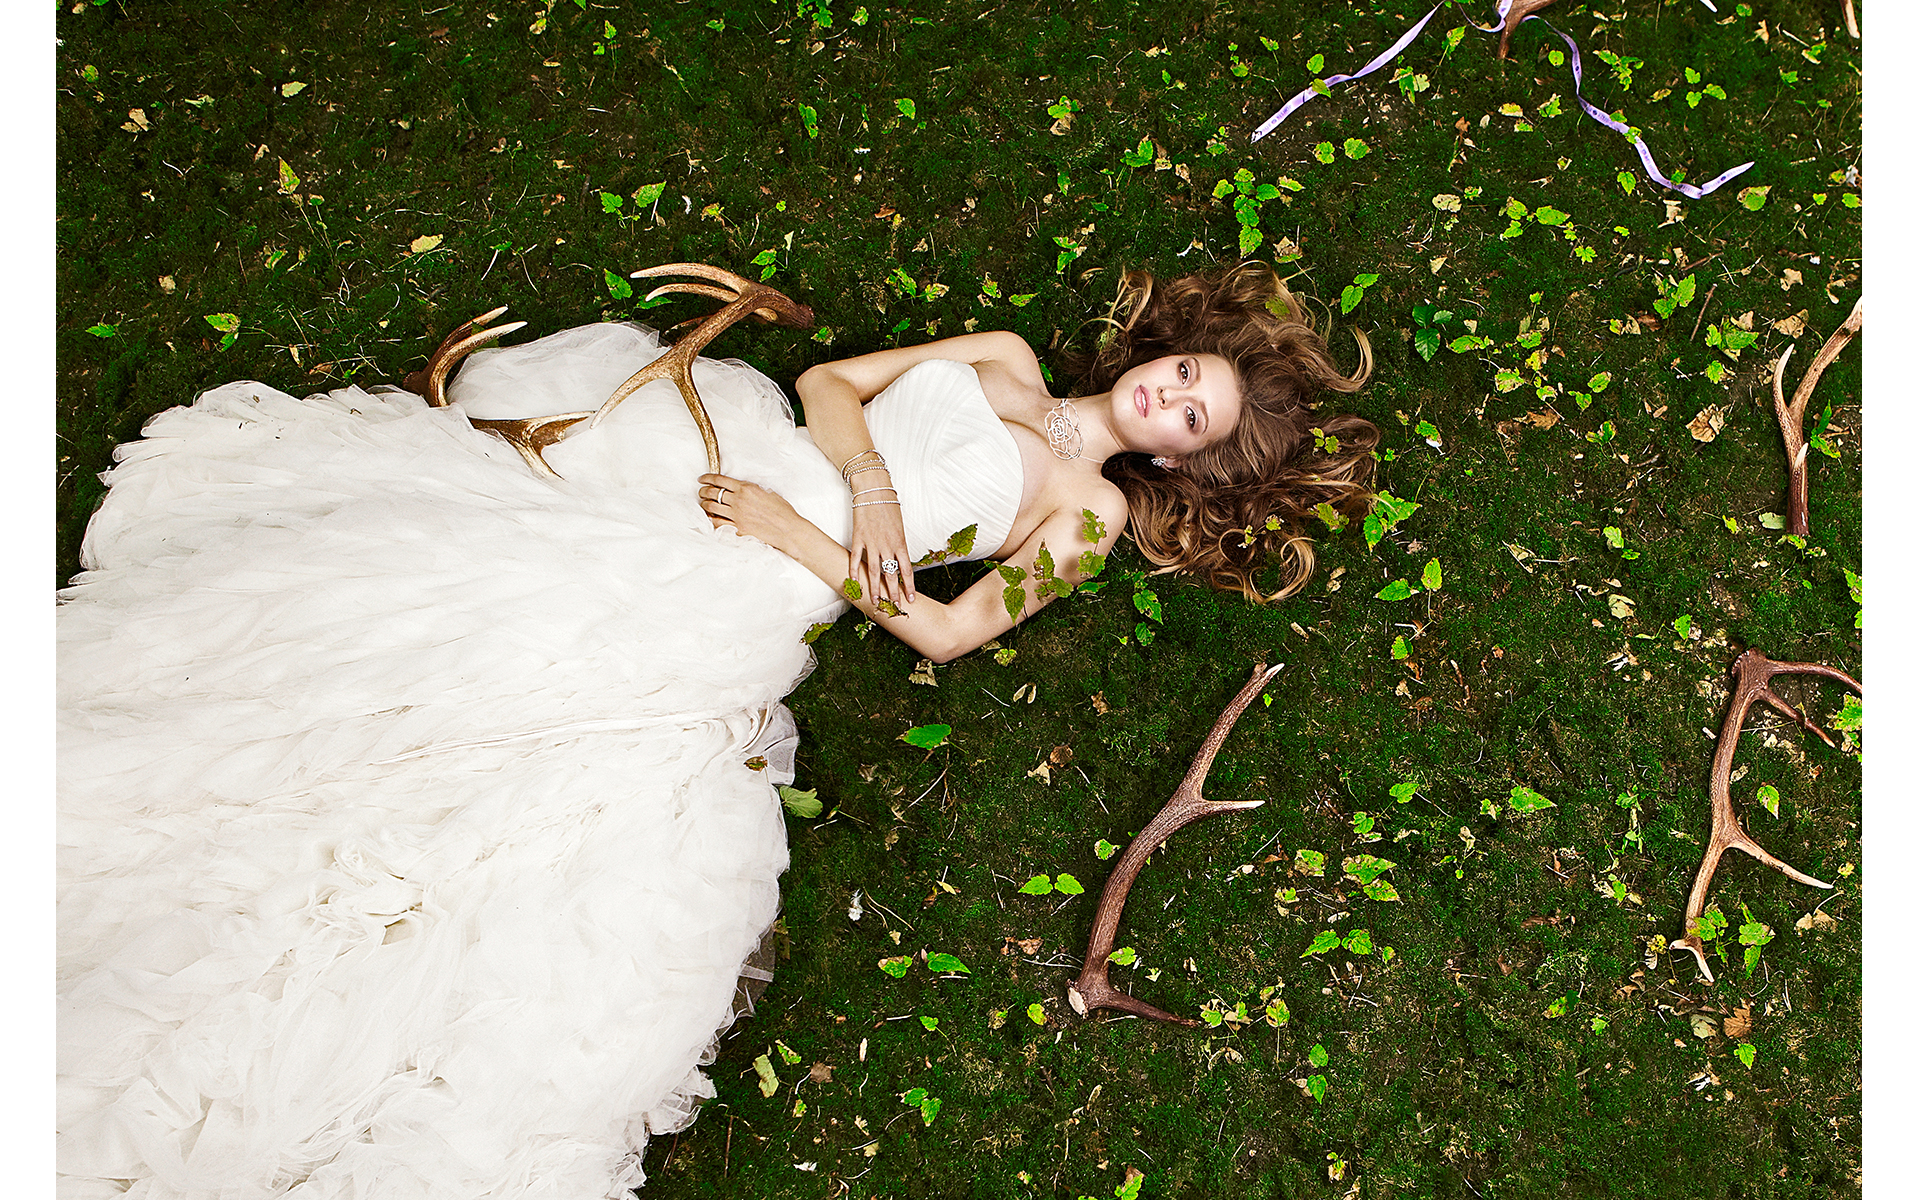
[1250,1,1754,200]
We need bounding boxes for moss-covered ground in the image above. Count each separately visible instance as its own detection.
[57,1,1861,1195]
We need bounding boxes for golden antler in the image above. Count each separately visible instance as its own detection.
[407,264,812,478]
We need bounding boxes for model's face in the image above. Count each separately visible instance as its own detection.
[1114,353,1241,462]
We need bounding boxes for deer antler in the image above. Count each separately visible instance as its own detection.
[1770,298,1862,539]
[1496,0,1559,59]
[587,264,816,471]
[1067,662,1283,1026]
[1672,649,1861,983]
[404,306,529,405]
[405,266,813,478]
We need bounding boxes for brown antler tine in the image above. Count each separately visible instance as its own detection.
[630,261,760,290]
[1673,650,1857,982]
[405,308,517,404]
[1496,0,1558,59]
[424,320,528,407]
[1068,663,1281,1024]
[1770,299,1862,537]
[641,281,740,305]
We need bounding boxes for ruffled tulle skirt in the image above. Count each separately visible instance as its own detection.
[57,323,848,1197]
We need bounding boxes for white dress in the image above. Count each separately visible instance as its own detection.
[56,324,1023,1199]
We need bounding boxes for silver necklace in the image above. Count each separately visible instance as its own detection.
[1044,397,1083,461]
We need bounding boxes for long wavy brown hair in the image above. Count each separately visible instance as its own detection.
[1072,261,1379,602]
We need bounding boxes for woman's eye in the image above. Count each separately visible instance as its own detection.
[1179,361,1190,381]
[1186,407,1197,430]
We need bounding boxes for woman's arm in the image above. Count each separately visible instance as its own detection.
[702,473,1127,664]
[795,330,1043,608]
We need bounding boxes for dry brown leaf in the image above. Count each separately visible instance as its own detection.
[1724,1005,1753,1040]
[1661,200,1686,226]
[810,1062,834,1083]
[1730,310,1755,331]
[1026,762,1052,784]
[1048,744,1074,767]
[1089,692,1109,715]
[1525,409,1560,430]
[1688,405,1728,442]
[1504,542,1538,572]
[1773,309,1809,337]
[1780,267,1803,292]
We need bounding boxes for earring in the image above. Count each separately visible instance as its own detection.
[1151,456,1173,468]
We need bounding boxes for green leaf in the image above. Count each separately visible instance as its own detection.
[1008,292,1037,307]
[632,181,666,207]
[918,1014,939,1031]
[1265,998,1290,1026]
[1757,783,1781,818]
[1363,879,1401,902]
[1342,854,1395,885]
[775,1039,802,1064]
[1604,526,1626,550]
[895,97,917,120]
[203,312,240,334]
[1054,874,1085,895]
[901,1087,928,1106]
[926,952,971,975]
[877,955,911,978]
[1018,875,1054,895]
[1414,418,1441,445]
[1534,205,1570,226]
[919,1096,941,1124]
[1589,371,1613,393]
[1026,1002,1047,1025]
[1121,135,1154,168]
[1303,930,1341,956]
[1307,1073,1328,1103]
[799,100,823,138]
[1307,53,1325,72]
[1295,848,1326,876]
[1308,1043,1329,1067]
[1094,838,1119,861]
[1421,559,1443,591]
[1673,614,1694,637]
[1375,580,1415,601]
[86,323,117,338]
[1339,285,1364,314]
[1342,138,1369,159]
[1314,141,1335,164]
[899,723,952,749]
[1390,635,1410,660]
[1132,584,1162,623]
[1414,327,1441,362]
[1107,946,1137,965]
[1508,784,1555,813]
[753,1053,780,1097]
[1736,1042,1757,1069]
[1545,994,1571,1018]
[1390,781,1418,804]
[1738,185,1770,211]
[778,786,823,818]
[1211,178,1236,200]
[603,268,634,299]
[599,191,625,214]
[1238,225,1263,256]
[1342,928,1373,955]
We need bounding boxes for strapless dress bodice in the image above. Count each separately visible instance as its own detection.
[852,358,1022,564]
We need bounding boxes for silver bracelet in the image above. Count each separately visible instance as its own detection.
[851,487,899,499]
[852,499,902,508]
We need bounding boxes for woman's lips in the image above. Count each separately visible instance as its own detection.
[1135,385,1149,417]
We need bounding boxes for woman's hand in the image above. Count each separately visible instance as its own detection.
[698,473,803,553]
[849,491,916,607]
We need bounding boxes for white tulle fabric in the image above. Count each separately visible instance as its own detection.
[55,324,1018,1198]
